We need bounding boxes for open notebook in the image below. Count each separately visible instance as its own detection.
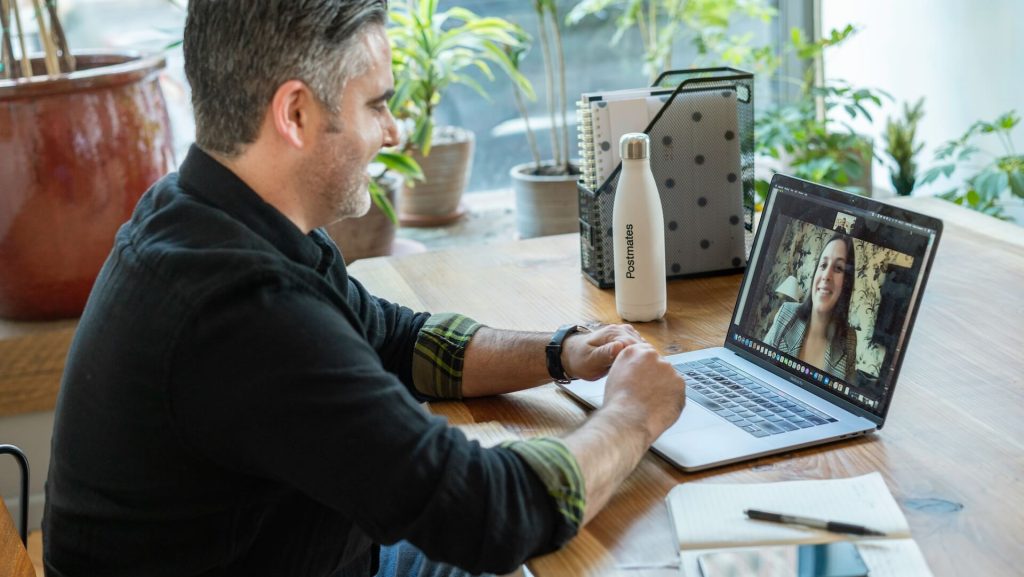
[667,473,934,576]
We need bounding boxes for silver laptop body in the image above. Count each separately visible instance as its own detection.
[561,174,943,471]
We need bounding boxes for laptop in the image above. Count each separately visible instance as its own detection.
[561,174,943,471]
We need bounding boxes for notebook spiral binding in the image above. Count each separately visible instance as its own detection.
[577,103,598,190]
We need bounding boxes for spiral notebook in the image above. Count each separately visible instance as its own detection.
[577,87,674,190]
[577,86,741,192]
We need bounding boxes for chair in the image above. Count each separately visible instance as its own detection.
[1,444,34,577]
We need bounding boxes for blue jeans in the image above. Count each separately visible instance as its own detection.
[374,541,497,577]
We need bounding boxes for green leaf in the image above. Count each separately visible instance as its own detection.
[389,0,528,153]
[966,188,981,206]
[449,72,490,101]
[412,117,433,156]
[481,40,534,98]
[1008,170,1024,198]
[973,169,1008,199]
[367,180,398,225]
[420,0,438,24]
[854,102,874,122]
[375,150,424,181]
[565,0,619,25]
[754,178,771,206]
[919,165,947,186]
[997,110,1020,130]
[389,77,415,114]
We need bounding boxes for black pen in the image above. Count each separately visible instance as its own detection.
[744,509,887,537]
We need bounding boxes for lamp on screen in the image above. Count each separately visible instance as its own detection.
[775,275,802,302]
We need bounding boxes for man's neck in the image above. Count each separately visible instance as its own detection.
[205,145,314,234]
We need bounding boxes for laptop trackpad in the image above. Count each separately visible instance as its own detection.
[663,402,723,435]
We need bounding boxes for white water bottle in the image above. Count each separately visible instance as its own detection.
[613,133,666,322]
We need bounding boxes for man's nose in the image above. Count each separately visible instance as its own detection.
[382,109,399,148]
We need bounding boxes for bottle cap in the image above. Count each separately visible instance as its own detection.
[620,133,650,160]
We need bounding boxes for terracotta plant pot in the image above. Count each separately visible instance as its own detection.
[0,51,174,320]
[399,126,473,227]
[510,160,582,239]
[325,172,400,264]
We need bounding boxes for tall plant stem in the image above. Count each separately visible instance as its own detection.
[45,0,75,72]
[534,1,561,166]
[10,0,32,78]
[31,0,60,76]
[649,0,658,63]
[548,3,570,171]
[1,0,14,79]
[511,80,542,170]
[657,1,671,74]
[997,131,1015,156]
[636,5,650,59]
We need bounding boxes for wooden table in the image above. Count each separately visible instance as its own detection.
[349,197,1024,577]
[0,499,34,577]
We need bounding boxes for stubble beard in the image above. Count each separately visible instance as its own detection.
[330,171,372,222]
[310,133,373,226]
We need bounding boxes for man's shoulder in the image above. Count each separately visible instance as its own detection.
[107,174,310,314]
[129,172,265,252]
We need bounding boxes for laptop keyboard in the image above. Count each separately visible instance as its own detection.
[675,358,837,438]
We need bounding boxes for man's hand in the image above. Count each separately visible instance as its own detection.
[561,324,645,381]
[560,342,686,526]
[601,343,686,445]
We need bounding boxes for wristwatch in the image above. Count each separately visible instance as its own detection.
[546,324,591,384]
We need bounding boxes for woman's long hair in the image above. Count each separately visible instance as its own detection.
[793,232,856,341]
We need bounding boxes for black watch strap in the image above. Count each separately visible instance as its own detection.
[546,324,590,384]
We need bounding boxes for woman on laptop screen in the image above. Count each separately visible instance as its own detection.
[764,233,858,382]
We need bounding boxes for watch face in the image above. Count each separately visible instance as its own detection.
[547,324,584,382]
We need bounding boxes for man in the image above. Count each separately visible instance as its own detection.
[43,2,686,576]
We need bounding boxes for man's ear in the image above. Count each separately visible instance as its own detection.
[269,80,318,149]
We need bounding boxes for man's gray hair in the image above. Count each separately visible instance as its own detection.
[184,0,389,157]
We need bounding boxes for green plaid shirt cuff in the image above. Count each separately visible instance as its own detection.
[412,313,483,399]
[503,437,586,532]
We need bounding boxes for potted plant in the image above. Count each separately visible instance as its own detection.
[919,110,1023,220]
[507,0,585,239]
[388,0,530,226]
[513,0,774,239]
[755,25,888,200]
[884,97,926,196]
[0,4,174,320]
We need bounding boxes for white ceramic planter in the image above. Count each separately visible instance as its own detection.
[510,161,581,239]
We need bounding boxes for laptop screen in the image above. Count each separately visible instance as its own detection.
[728,175,941,421]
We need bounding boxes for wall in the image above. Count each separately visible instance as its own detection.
[821,0,1024,197]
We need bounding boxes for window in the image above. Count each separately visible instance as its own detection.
[431,0,783,193]
[58,0,788,194]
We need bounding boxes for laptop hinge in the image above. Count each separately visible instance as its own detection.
[728,344,883,427]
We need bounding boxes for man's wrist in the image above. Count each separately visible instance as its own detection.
[597,400,658,448]
[546,324,589,383]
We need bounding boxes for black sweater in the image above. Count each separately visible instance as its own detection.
[43,146,565,577]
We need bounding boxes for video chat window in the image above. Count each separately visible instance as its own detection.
[737,191,928,412]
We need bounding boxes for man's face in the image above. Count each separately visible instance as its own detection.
[302,26,398,225]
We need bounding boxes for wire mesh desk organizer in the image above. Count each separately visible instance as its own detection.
[576,68,755,288]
